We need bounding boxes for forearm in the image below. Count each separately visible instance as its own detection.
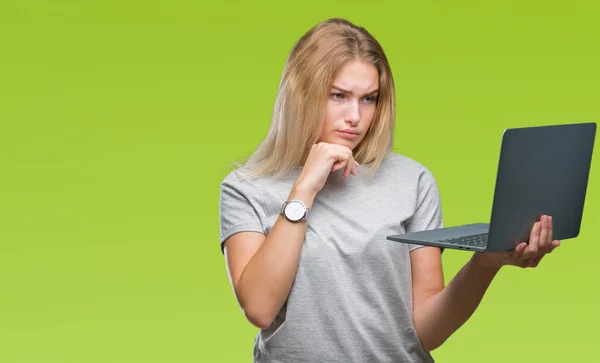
[413,253,500,351]
[237,187,315,328]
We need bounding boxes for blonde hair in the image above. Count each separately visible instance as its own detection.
[237,18,396,179]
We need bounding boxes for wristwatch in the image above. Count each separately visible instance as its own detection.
[280,199,309,223]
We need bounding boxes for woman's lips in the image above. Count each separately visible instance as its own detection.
[337,130,359,139]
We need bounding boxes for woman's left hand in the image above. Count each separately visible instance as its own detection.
[475,215,561,269]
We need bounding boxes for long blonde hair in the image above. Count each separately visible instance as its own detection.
[237,18,396,179]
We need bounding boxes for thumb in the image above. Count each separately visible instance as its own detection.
[513,242,527,258]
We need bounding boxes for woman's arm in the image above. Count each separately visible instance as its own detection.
[224,186,316,330]
[410,247,499,352]
[223,143,360,330]
[410,215,559,352]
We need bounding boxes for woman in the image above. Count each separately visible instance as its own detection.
[219,18,560,362]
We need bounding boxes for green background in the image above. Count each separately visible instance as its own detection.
[1,0,599,361]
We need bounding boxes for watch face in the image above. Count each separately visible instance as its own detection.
[285,200,306,221]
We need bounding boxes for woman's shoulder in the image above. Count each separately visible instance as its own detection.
[220,167,242,187]
[377,152,440,196]
[220,166,258,194]
[382,151,431,174]
[219,167,269,205]
[220,164,292,191]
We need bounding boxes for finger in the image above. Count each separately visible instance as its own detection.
[549,216,554,246]
[512,242,528,259]
[343,158,354,178]
[331,151,350,172]
[349,160,358,175]
[331,160,346,172]
[541,216,555,254]
[327,145,353,176]
[351,161,359,175]
[524,221,542,258]
[327,143,352,166]
[548,239,561,253]
[343,155,358,178]
[538,215,549,251]
[504,243,526,267]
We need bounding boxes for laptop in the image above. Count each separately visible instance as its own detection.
[387,122,596,252]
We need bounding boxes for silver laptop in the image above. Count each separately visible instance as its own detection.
[387,122,596,252]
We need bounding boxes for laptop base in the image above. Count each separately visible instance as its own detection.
[387,223,490,252]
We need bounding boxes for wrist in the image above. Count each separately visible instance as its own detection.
[471,253,503,273]
[289,185,317,209]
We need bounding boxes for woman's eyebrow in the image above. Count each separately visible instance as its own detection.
[331,85,379,96]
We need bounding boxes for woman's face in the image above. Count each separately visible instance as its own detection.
[319,60,379,150]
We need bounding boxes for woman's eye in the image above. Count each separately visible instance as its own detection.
[330,93,344,100]
[363,96,377,103]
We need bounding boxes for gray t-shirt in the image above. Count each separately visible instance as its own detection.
[219,152,444,362]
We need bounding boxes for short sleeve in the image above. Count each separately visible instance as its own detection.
[405,166,444,252]
[219,170,266,253]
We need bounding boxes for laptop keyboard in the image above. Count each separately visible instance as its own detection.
[438,233,488,248]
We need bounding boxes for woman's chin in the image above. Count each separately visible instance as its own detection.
[319,137,357,150]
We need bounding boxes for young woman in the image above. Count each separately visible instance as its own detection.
[219,18,560,362]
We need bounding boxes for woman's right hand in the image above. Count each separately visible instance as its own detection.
[293,142,359,197]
